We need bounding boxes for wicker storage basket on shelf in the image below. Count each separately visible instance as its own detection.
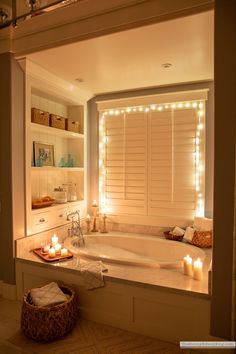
[31,108,50,126]
[191,230,212,248]
[163,231,183,242]
[66,118,80,133]
[50,114,66,130]
[21,285,78,342]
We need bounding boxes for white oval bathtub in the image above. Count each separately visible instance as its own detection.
[65,232,205,269]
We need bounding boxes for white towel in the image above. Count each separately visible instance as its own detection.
[194,217,213,231]
[172,226,185,236]
[30,282,67,307]
[183,226,195,243]
[80,261,108,290]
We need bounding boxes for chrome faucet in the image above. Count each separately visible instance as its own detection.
[67,210,85,246]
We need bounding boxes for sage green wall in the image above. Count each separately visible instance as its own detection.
[0,52,24,285]
[88,81,214,219]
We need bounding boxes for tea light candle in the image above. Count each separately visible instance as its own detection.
[193,258,203,280]
[51,234,58,247]
[49,247,56,258]
[54,243,62,254]
[183,255,193,276]
[61,248,68,257]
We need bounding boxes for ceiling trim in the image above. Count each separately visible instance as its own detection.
[2,0,214,56]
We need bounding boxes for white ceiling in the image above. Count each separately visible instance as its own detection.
[27,10,214,96]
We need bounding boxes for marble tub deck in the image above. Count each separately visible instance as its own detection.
[16,243,211,297]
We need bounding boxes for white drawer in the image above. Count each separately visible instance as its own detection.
[29,202,86,235]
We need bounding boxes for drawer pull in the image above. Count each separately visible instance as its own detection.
[39,218,46,223]
[59,214,63,218]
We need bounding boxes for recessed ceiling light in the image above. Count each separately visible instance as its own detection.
[161,63,173,69]
[75,78,84,83]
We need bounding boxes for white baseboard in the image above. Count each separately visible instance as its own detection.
[0,281,17,300]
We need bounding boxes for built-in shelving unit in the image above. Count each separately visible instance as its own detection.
[20,59,89,235]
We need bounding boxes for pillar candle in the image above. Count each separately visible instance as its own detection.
[193,258,203,280]
[49,247,56,258]
[183,255,193,276]
[61,248,68,257]
[54,243,62,254]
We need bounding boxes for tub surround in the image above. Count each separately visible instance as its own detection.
[16,227,211,296]
[15,226,213,346]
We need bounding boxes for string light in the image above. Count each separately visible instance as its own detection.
[100,99,205,217]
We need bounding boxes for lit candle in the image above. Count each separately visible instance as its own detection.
[193,258,203,280]
[183,255,193,276]
[49,247,56,258]
[61,248,68,257]
[54,243,62,255]
[51,234,58,247]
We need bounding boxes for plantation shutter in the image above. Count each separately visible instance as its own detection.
[104,111,147,215]
[148,108,197,219]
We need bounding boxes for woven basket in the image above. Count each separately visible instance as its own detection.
[191,230,212,248]
[50,114,66,130]
[21,285,78,342]
[164,231,183,242]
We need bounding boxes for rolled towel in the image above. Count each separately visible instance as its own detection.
[80,261,108,290]
[183,226,195,243]
[30,282,67,307]
[172,226,185,236]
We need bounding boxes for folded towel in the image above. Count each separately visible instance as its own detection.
[80,261,108,290]
[30,282,67,307]
[183,226,195,243]
[172,226,185,236]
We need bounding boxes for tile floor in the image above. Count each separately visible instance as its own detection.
[0,297,201,354]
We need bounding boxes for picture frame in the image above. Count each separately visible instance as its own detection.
[33,142,54,167]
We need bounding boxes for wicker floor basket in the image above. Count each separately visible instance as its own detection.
[21,285,78,342]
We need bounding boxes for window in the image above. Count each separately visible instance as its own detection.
[98,91,206,226]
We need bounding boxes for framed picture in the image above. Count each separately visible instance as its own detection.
[33,142,54,167]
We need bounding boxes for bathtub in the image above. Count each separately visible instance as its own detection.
[65,232,205,269]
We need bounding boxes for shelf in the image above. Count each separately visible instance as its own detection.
[31,166,84,172]
[30,122,84,139]
[31,200,85,214]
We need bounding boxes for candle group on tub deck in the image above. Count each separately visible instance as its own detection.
[183,255,203,281]
[43,234,69,258]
